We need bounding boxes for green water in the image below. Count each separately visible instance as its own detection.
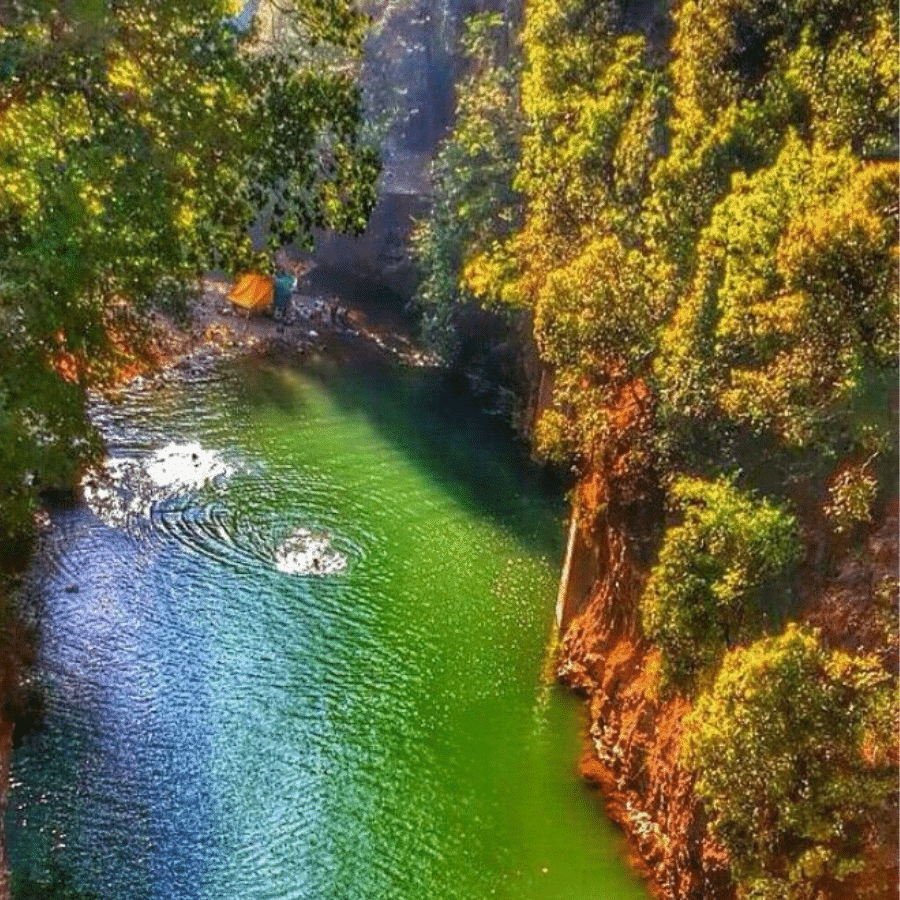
[8,353,649,900]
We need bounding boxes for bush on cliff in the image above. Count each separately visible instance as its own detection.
[681,625,897,900]
[641,476,800,687]
[656,137,898,457]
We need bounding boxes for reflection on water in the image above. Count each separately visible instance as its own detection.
[274,527,348,576]
[82,442,238,530]
[83,442,349,579]
[8,353,649,900]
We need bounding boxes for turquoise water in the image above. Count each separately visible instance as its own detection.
[8,353,648,900]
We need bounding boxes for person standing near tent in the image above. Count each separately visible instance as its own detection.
[272,269,297,321]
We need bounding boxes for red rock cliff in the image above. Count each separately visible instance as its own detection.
[549,381,898,899]
[556,479,899,900]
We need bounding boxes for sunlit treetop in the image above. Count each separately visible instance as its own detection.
[682,625,897,899]
[457,0,897,470]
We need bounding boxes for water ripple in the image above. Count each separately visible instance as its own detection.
[8,356,649,900]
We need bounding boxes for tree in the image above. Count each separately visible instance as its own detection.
[0,0,379,540]
[641,476,800,686]
[657,136,897,451]
[411,12,522,361]
[463,1,671,464]
[681,625,897,899]
[451,0,897,471]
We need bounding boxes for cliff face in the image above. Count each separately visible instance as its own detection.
[555,494,734,900]
[543,377,728,898]
[555,467,899,899]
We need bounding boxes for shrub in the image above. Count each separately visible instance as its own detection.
[681,625,897,899]
[641,477,800,686]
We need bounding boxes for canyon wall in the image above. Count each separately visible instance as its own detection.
[555,471,899,899]
[555,493,734,899]
[313,0,518,298]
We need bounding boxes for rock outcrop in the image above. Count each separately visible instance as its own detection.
[557,477,899,899]
[555,490,734,899]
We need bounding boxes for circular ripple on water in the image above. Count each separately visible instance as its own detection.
[81,442,358,579]
[272,526,347,576]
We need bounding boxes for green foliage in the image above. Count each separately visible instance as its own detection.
[825,462,879,534]
[649,0,898,463]
[657,137,898,451]
[411,12,522,361]
[681,625,897,899]
[484,14,671,462]
[641,477,800,686]
[420,0,899,891]
[438,0,898,469]
[652,0,898,273]
[0,0,378,540]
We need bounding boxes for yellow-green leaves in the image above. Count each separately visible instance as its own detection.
[425,0,897,478]
[641,476,800,686]
[658,137,897,447]
[682,625,897,899]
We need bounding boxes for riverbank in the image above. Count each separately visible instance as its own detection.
[125,268,436,380]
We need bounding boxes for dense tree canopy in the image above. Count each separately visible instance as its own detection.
[420,0,898,891]
[438,0,898,469]
[682,626,897,899]
[0,0,379,540]
[658,137,897,451]
[641,476,799,686]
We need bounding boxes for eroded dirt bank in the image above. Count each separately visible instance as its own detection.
[555,471,899,899]
[554,483,733,900]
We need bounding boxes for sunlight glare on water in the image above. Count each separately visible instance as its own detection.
[8,354,649,900]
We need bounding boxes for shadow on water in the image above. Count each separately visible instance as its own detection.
[4,339,652,900]
[235,361,311,416]
[238,353,567,562]
[13,869,98,900]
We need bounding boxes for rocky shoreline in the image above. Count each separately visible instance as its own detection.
[135,270,435,376]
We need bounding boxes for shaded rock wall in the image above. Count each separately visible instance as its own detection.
[313,0,516,298]
[314,187,429,300]
[552,469,734,899]
[558,570,733,898]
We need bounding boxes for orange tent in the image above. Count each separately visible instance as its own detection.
[228,272,273,313]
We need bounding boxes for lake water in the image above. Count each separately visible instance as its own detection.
[7,352,648,900]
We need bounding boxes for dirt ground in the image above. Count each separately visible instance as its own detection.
[180,270,435,369]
